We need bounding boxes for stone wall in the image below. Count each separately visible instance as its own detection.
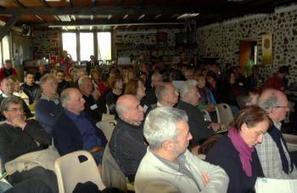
[197,7,297,84]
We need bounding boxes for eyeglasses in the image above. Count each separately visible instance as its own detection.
[6,107,23,112]
[274,105,289,109]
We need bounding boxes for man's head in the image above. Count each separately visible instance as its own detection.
[0,96,25,122]
[1,77,15,96]
[151,71,162,88]
[155,83,179,107]
[25,72,35,86]
[78,76,93,96]
[258,89,289,123]
[278,65,289,78]
[144,107,192,160]
[116,94,144,126]
[39,74,58,97]
[4,60,12,69]
[61,88,85,114]
[179,80,200,106]
[55,69,65,83]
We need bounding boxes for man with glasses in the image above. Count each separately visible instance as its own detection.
[256,88,297,178]
[0,96,58,193]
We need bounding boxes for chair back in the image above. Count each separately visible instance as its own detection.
[215,103,234,127]
[55,150,105,193]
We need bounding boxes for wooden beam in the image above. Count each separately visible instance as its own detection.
[0,15,20,39]
[0,6,200,15]
[40,18,184,26]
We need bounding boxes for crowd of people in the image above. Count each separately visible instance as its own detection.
[0,56,295,193]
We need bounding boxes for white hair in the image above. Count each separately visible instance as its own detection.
[144,107,188,150]
[179,79,198,99]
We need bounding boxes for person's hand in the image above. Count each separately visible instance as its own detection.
[201,172,209,186]
[208,122,221,132]
[206,104,215,112]
[92,88,101,101]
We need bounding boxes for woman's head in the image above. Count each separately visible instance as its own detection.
[125,79,146,100]
[230,105,271,147]
[108,74,123,90]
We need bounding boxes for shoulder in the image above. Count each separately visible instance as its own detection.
[206,136,237,160]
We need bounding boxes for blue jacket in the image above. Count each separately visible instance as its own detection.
[52,111,107,156]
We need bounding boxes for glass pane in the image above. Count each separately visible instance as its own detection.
[97,32,111,61]
[2,35,10,62]
[0,41,2,66]
[80,32,94,61]
[62,32,77,61]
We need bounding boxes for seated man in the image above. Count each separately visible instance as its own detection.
[52,88,107,164]
[0,77,32,121]
[177,80,221,147]
[135,107,229,193]
[21,72,41,105]
[0,96,57,193]
[109,95,147,182]
[153,82,179,108]
[78,75,106,123]
[256,88,297,178]
[35,74,63,135]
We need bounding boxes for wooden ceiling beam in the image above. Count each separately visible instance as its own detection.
[41,18,184,26]
[0,14,20,39]
[0,6,201,15]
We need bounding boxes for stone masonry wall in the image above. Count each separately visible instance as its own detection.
[197,7,297,84]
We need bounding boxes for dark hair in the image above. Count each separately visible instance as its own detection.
[279,65,289,74]
[230,105,271,131]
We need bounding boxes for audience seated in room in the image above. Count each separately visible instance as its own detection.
[262,65,289,91]
[134,107,229,193]
[256,88,297,178]
[35,74,63,135]
[206,106,270,193]
[109,95,147,182]
[52,88,107,164]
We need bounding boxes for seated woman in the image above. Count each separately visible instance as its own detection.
[206,105,271,193]
[124,79,147,108]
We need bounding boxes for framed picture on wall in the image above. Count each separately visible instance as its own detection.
[262,33,272,65]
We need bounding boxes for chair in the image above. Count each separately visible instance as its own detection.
[96,105,117,141]
[282,133,297,152]
[101,145,134,192]
[202,110,212,122]
[54,150,105,193]
[215,103,234,127]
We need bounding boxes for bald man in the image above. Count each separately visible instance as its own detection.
[109,94,147,182]
[155,82,179,108]
[256,89,297,178]
[52,88,107,164]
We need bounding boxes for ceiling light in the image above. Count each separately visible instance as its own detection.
[177,13,199,19]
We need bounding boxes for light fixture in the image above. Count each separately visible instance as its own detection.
[177,13,199,20]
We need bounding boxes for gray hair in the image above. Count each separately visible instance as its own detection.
[179,80,197,99]
[0,96,23,113]
[78,75,91,88]
[39,73,55,86]
[144,107,188,150]
[258,95,278,112]
[60,88,73,107]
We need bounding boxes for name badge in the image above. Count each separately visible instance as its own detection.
[90,104,98,110]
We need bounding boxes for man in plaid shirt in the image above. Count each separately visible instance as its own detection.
[256,89,297,179]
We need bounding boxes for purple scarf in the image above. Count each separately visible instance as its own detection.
[228,128,254,177]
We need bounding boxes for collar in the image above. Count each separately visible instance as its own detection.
[64,109,84,122]
[273,121,282,130]
[40,94,60,104]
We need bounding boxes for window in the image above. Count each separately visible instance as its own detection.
[62,32,77,61]
[80,32,94,61]
[2,35,10,62]
[97,32,111,61]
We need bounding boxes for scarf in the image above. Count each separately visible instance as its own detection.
[228,128,254,177]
